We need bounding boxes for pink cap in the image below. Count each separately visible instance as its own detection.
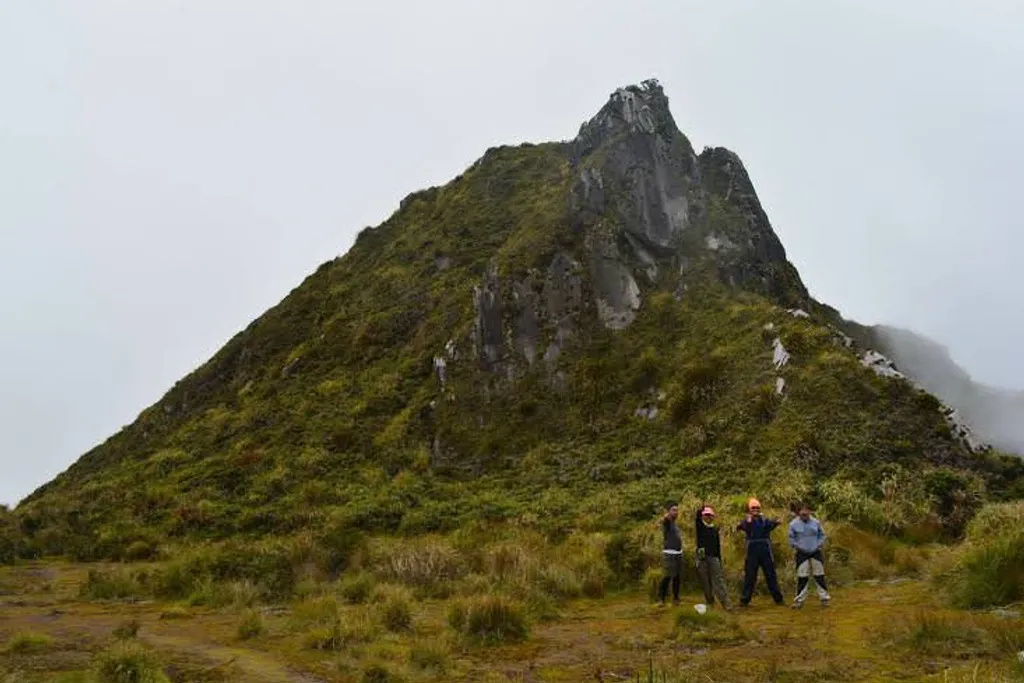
[701,506,715,517]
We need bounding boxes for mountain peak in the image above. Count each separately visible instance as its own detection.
[573,79,679,157]
[16,81,1022,557]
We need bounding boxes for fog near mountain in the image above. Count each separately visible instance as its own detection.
[874,326,1024,455]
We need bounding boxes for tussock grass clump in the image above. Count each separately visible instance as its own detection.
[112,619,140,640]
[303,621,345,652]
[339,572,377,604]
[409,641,449,674]
[370,536,466,597]
[448,595,528,645]
[298,598,379,652]
[94,641,169,683]
[290,594,342,630]
[361,664,403,683]
[4,632,55,654]
[79,568,146,601]
[157,605,191,620]
[237,609,265,640]
[936,502,1024,609]
[227,580,260,608]
[873,611,992,658]
[378,590,413,632]
[674,609,744,645]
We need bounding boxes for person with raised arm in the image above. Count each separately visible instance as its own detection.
[736,498,784,607]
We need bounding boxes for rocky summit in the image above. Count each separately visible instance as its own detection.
[15,80,1023,558]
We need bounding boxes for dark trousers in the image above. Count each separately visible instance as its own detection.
[741,542,783,604]
[658,553,682,603]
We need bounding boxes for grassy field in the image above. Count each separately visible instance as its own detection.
[0,555,1022,683]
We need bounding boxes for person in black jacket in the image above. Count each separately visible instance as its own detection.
[694,504,731,610]
[736,497,784,606]
[657,501,683,606]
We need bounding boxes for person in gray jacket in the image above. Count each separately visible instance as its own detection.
[788,502,831,608]
[657,501,683,606]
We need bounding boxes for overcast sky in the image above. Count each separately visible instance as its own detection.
[2,1,1022,506]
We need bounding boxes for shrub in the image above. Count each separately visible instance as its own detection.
[339,572,377,604]
[379,592,413,632]
[965,501,1024,540]
[449,596,528,645]
[4,632,55,654]
[237,609,265,640]
[94,641,169,683]
[124,541,158,562]
[319,517,366,575]
[819,479,887,533]
[937,502,1024,609]
[604,532,646,587]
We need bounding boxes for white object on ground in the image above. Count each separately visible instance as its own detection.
[694,604,707,615]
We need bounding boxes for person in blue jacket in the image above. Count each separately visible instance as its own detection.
[788,501,831,608]
[736,497,784,606]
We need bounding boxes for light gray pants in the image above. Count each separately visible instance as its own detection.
[794,551,830,605]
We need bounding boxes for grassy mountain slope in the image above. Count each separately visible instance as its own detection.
[15,81,1023,559]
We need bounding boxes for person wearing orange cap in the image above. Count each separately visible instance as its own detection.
[736,498,784,606]
[694,504,731,610]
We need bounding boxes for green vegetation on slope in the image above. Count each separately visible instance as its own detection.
[7,130,1022,562]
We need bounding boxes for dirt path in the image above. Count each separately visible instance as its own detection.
[140,630,329,683]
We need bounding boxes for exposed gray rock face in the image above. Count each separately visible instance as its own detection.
[472,265,503,370]
[466,79,815,378]
[573,80,700,256]
[512,279,539,366]
[588,234,641,330]
[567,79,809,332]
[542,252,583,367]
